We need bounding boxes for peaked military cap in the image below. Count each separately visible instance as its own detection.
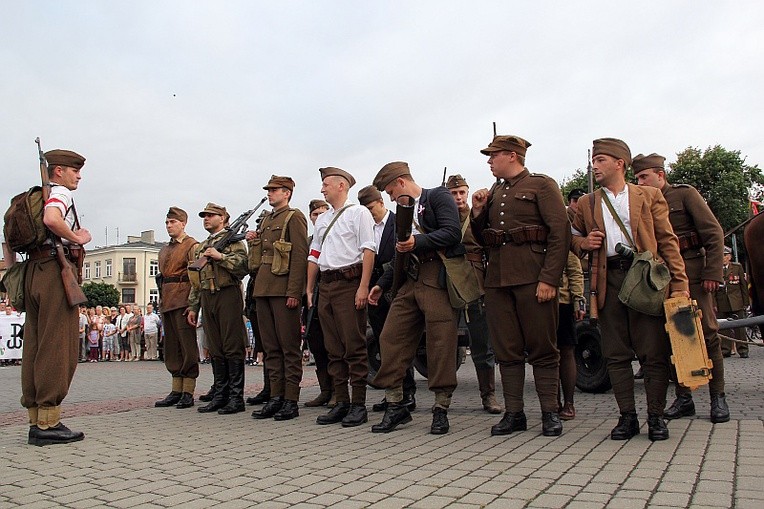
[263,175,295,191]
[45,149,86,169]
[166,206,188,222]
[199,202,227,218]
[480,135,531,157]
[567,188,586,202]
[632,153,666,174]
[446,174,469,189]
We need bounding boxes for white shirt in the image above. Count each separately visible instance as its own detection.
[143,312,161,334]
[308,200,377,271]
[374,210,390,249]
[115,314,129,337]
[601,185,633,257]
[45,183,76,229]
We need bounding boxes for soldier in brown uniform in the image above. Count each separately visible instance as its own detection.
[634,153,729,423]
[7,149,91,445]
[154,207,200,409]
[716,247,750,358]
[471,136,570,437]
[445,174,501,414]
[249,176,308,421]
[187,203,249,415]
[571,138,689,441]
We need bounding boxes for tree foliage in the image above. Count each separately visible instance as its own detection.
[82,282,120,309]
[559,168,590,204]
[668,145,764,234]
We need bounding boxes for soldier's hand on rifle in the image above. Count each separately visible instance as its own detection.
[471,188,490,216]
[582,229,605,251]
[286,297,299,309]
[74,228,92,245]
[186,310,197,327]
[203,247,224,261]
[702,280,720,293]
[536,281,557,303]
[355,285,369,310]
[396,235,415,253]
[368,285,382,306]
[245,230,259,241]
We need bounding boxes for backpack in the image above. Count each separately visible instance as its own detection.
[3,186,48,253]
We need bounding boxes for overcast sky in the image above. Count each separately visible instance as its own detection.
[2,1,762,247]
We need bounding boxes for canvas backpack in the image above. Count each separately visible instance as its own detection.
[3,186,48,253]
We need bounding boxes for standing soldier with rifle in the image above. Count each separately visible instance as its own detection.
[154,207,199,410]
[187,203,249,415]
[4,146,91,445]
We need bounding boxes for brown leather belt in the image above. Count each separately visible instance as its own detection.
[465,252,483,263]
[27,246,56,261]
[607,255,632,272]
[321,263,363,283]
[163,275,190,283]
[482,225,548,248]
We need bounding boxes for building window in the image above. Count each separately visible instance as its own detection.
[122,288,135,303]
[122,258,136,282]
[84,262,91,280]
[149,260,159,277]
[149,289,159,306]
[94,261,101,278]
[105,259,112,278]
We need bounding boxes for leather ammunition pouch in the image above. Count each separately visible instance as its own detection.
[677,231,701,252]
[482,225,548,248]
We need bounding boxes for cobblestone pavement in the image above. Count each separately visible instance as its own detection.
[0,349,762,508]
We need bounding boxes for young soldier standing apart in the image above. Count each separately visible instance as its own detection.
[154,207,199,410]
[445,174,501,414]
[471,136,570,437]
[307,167,376,427]
[716,246,750,358]
[187,203,249,415]
[571,138,689,441]
[250,176,308,421]
[15,149,91,445]
[368,162,463,435]
[634,153,730,423]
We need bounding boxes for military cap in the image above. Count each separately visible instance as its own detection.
[631,153,666,175]
[480,135,531,157]
[373,161,411,191]
[166,206,188,223]
[357,185,383,205]
[446,174,469,189]
[592,138,632,167]
[198,202,227,219]
[263,175,295,191]
[567,188,586,202]
[723,246,732,254]
[319,167,356,188]
[45,149,86,169]
[309,199,328,213]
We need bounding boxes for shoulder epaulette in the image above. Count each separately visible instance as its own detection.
[672,183,692,189]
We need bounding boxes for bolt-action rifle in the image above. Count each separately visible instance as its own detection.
[586,149,600,324]
[386,194,416,301]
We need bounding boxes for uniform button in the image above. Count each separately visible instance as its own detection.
[500,203,505,207]
[500,221,504,225]
[502,194,507,198]
[499,212,504,216]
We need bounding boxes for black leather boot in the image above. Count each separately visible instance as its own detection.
[252,397,284,419]
[305,369,333,407]
[710,393,730,423]
[430,408,449,435]
[541,411,562,437]
[154,391,182,407]
[273,400,299,421]
[198,358,228,413]
[199,385,216,402]
[218,359,245,415]
[372,393,416,412]
[491,411,527,436]
[664,394,695,420]
[647,413,669,441]
[175,392,194,409]
[316,402,350,425]
[246,366,271,405]
[610,412,639,440]
[371,403,412,433]
[341,404,368,427]
[28,423,85,446]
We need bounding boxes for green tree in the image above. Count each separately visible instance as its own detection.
[82,282,120,308]
[668,145,764,234]
[559,168,590,204]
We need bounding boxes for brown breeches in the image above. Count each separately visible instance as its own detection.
[20,258,79,409]
[318,277,368,404]
[599,268,670,416]
[163,308,200,380]
[373,261,459,397]
[201,285,247,361]
[256,296,303,401]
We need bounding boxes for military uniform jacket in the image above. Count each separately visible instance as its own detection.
[371,210,396,288]
[715,262,749,312]
[376,186,463,291]
[158,234,198,313]
[187,230,248,314]
[471,169,570,288]
[571,183,689,310]
[662,183,724,282]
[252,205,308,299]
[460,208,486,294]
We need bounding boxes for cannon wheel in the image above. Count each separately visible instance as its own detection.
[575,319,612,393]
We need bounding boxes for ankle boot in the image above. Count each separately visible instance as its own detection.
[664,393,695,420]
[246,366,271,405]
[252,397,285,419]
[710,393,730,423]
[541,411,562,436]
[155,391,182,407]
[491,411,527,436]
[199,384,216,402]
[371,403,412,433]
[477,368,502,414]
[273,400,299,421]
[175,392,194,409]
[610,412,639,440]
[305,369,333,407]
[218,358,245,414]
[647,413,669,441]
[198,358,229,413]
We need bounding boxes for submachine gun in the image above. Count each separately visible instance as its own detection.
[386,194,416,301]
[188,197,267,272]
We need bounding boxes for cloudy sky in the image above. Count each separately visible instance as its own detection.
[2,1,762,247]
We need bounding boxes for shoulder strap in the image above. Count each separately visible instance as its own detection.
[279,210,297,241]
[600,189,635,247]
[459,216,470,240]
[320,205,352,247]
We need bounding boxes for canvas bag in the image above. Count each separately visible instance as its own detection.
[3,186,47,253]
[0,261,28,312]
[271,210,296,276]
